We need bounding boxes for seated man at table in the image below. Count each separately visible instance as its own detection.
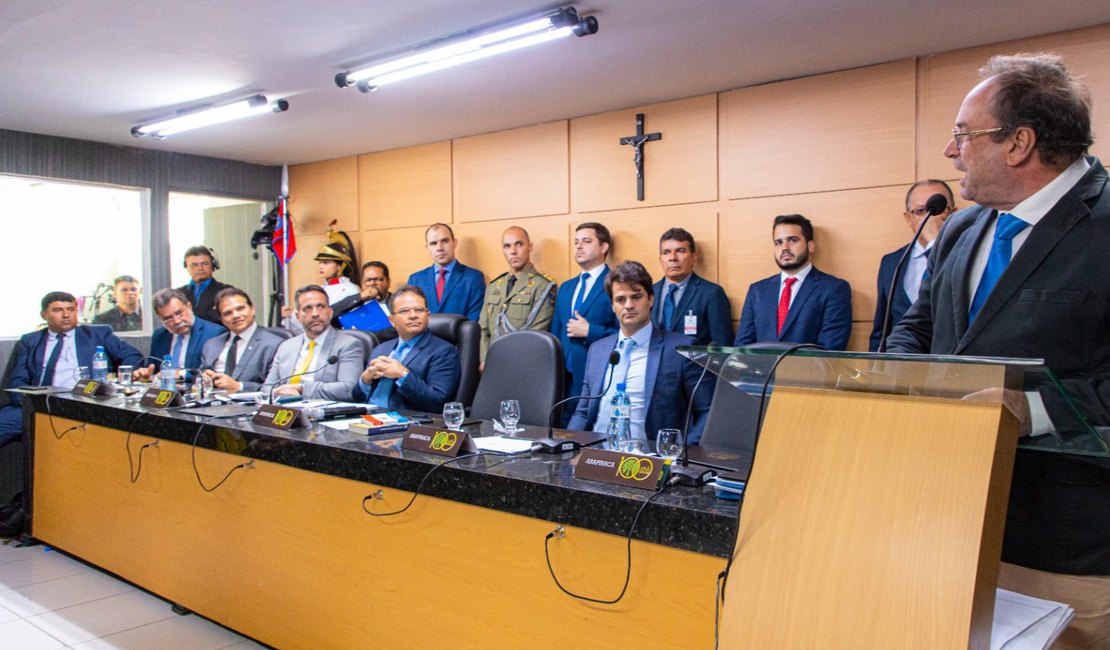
[201,288,284,394]
[353,285,461,413]
[136,288,225,381]
[568,261,714,444]
[2,291,144,444]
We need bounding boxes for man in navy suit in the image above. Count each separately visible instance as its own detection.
[138,288,226,380]
[868,180,955,351]
[567,261,713,443]
[2,291,143,444]
[406,223,485,321]
[201,288,284,394]
[176,245,234,326]
[734,214,852,350]
[551,222,619,413]
[354,285,461,413]
[652,228,733,346]
[886,54,1110,647]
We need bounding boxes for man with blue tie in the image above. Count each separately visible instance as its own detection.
[652,228,733,346]
[354,285,460,413]
[734,214,852,350]
[138,288,226,381]
[176,245,233,326]
[551,222,619,413]
[567,261,713,444]
[868,180,955,351]
[406,223,485,321]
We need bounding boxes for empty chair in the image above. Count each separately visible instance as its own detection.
[340,329,379,367]
[470,331,563,427]
[427,314,480,407]
[697,378,764,451]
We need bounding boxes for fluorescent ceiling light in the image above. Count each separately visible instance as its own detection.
[132,94,289,139]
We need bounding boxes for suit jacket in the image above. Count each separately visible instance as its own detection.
[6,324,144,406]
[200,326,285,392]
[177,278,232,326]
[150,317,226,372]
[261,329,363,400]
[566,328,714,444]
[734,267,852,351]
[651,273,733,346]
[887,156,1110,575]
[550,267,619,404]
[407,262,485,321]
[352,333,461,413]
[869,245,914,352]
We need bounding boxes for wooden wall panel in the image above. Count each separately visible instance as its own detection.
[288,157,359,235]
[288,233,329,294]
[454,217,573,285]
[917,25,1110,182]
[453,122,569,223]
[721,60,916,199]
[571,95,717,212]
[358,226,433,288]
[359,142,452,231]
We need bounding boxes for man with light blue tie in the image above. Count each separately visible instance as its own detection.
[353,285,460,413]
[406,223,485,321]
[567,261,713,444]
[139,288,225,380]
[652,227,733,346]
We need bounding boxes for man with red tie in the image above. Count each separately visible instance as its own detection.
[406,223,485,321]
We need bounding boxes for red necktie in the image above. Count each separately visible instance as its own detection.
[436,268,447,302]
[777,277,797,335]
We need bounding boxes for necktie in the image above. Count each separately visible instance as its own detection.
[920,247,931,285]
[290,339,316,384]
[225,335,241,375]
[505,274,517,297]
[573,273,590,314]
[619,338,636,385]
[777,277,798,335]
[40,333,66,386]
[368,341,408,407]
[171,334,185,368]
[968,213,1029,325]
[661,284,677,329]
[436,268,447,302]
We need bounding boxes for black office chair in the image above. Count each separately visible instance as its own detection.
[427,314,480,407]
[264,326,294,341]
[470,331,563,427]
[697,378,764,451]
[339,329,379,367]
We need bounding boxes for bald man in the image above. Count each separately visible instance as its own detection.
[478,226,556,363]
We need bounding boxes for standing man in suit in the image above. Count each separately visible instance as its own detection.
[652,228,733,346]
[551,222,620,412]
[567,261,713,443]
[869,181,956,351]
[734,214,852,350]
[263,285,364,400]
[2,291,144,443]
[92,275,143,332]
[139,288,226,379]
[201,288,283,394]
[177,245,234,326]
[353,285,461,413]
[886,54,1109,648]
[479,226,556,364]
[406,223,485,321]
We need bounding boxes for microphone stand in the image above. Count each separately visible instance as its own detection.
[533,351,621,454]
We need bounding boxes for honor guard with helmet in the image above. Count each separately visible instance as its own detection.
[479,227,556,363]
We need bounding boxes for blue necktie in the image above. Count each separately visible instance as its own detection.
[661,284,676,329]
[171,334,185,367]
[40,333,66,386]
[968,213,1029,325]
[368,341,409,407]
[572,273,590,314]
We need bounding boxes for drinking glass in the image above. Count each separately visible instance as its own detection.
[443,402,465,431]
[77,366,90,381]
[500,399,521,433]
[620,438,646,455]
[656,428,684,461]
[118,365,134,387]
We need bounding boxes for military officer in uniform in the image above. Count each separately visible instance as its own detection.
[479,226,556,365]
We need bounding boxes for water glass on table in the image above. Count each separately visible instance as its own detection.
[443,402,465,431]
[499,399,521,433]
[656,428,683,461]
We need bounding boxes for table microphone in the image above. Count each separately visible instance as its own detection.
[671,346,718,487]
[533,350,621,454]
[267,355,340,405]
[877,193,949,353]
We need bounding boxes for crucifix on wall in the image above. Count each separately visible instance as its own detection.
[619,113,662,201]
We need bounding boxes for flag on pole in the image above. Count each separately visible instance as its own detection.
[270,164,296,268]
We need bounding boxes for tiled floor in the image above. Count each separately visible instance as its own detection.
[0,539,266,649]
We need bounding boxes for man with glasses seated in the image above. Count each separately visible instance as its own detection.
[135,288,226,382]
[331,261,397,341]
[353,285,460,413]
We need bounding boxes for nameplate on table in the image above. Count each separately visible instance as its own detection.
[574,448,668,491]
[140,387,185,408]
[71,380,115,398]
[402,424,477,457]
[252,404,310,430]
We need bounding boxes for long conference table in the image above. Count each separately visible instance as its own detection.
[21,391,741,648]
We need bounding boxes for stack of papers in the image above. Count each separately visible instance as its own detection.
[991,588,1075,649]
[473,436,534,454]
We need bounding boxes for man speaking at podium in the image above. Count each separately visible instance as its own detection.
[886,54,1110,647]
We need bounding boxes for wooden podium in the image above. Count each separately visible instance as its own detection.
[683,347,1042,649]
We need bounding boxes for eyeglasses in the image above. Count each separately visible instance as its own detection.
[951,126,1004,149]
[907,206,950,218]
[395,307,428,316]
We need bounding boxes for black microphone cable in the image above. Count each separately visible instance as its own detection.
[124,410,157,484]
[267,354,340,404]
[43,392,86,440]
[190,413,257,493]
[361,451,529,517]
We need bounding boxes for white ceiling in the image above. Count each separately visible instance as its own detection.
[1,1,1105,166]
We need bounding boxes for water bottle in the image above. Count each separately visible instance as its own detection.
[606,383,632,451]
[160,355,177,391]
[91,346,108,382]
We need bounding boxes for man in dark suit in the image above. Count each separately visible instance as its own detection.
[140,288,226,379]
[201,288,284,394]
[406,224,484,321]
[92,274,143,332]
[652,227,732,346]
[734,214,852,350]
[886,54,1110,648]
[176,245,233,326]
[551,222,620,413]
[568,261,713,443]
[869,181,956,351]
[2,291,143,443]
[354,285,461,413]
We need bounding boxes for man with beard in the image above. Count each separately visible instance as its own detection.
[733,214,852,350]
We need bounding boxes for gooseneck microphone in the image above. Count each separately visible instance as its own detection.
[534,350,621,454]
[267,354,340,404]
[877,193,949,353]
[671,348,717,487]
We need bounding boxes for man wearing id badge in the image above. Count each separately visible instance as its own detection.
[651,228,733,347]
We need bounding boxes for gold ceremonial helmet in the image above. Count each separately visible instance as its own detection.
[314,230,352,273]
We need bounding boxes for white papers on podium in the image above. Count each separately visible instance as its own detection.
[991,588,1075,650]
[474,436,533,454]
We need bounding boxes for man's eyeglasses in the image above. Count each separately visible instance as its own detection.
[951,126,1004,149]
[395,307,428,316]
